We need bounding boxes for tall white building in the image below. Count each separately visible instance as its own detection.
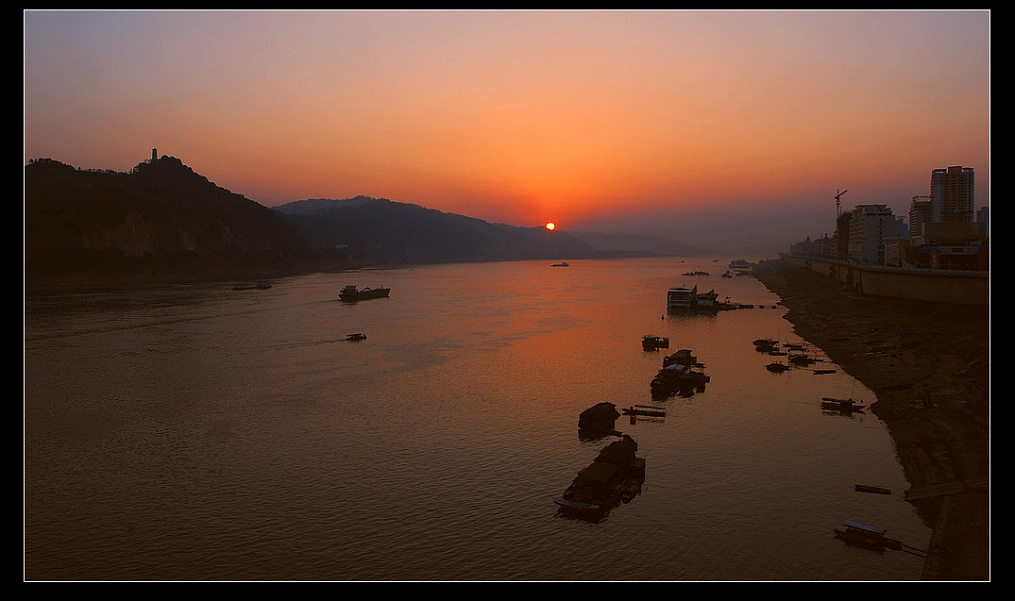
[848,204,896,265]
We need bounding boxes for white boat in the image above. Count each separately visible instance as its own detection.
[667,285,697,309]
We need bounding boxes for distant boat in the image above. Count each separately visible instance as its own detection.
[346,333,367,342]
[339,284,390,302]
[551,261,570,267]
[765,362,791,373]
[233,280,272,290]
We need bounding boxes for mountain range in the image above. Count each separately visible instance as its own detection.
[24,155,706,284]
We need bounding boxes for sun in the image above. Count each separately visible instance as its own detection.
[545,222,556,231]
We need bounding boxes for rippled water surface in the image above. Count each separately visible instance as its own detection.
[25,257,930,580]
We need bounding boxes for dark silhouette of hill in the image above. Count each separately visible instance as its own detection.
[279,196,589,264]
[25,156,323,283]
[25,155,706,285]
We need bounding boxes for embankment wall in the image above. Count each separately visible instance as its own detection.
[780,255,989,306]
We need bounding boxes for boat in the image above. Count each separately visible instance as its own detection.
[642,335,670,351]
[855,484,892,495]
[339,284,391,302]
[551,261,570,267]
[554,434,645,520]
[789,354,816,366]
[821,397,866,411]
[833,521,903,550]
[622,405,666,417]
[765,362,791,373]
[651,360,709,394]
[233,280,272,290]
[695,289,720,310]
[577,402,621,435]
[666,285,697,310]
[812,369,837,375]
[662,348,697,367]
[346,333,367,341]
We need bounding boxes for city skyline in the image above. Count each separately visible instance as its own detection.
[23,10,990,255]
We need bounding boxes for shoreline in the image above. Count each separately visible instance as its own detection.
[752,259,989,581]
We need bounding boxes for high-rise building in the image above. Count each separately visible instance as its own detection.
[908,195,933,238]
[848,204,896,265]
[930,166,974,223]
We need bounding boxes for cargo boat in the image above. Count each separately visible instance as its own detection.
[339,284,390,302]
[554,434,645,520]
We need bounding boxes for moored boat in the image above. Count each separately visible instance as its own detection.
[554,434,645,520]
[577,402,621,435]
[642,335,670,350]
[833,521,903,550]
[339,284,391,302]
[855,484,891,495]
[651,361,709,394]
[821,397,866,411]
[662,348,697,367]
[666,285,697,310]
[622,405,666,418]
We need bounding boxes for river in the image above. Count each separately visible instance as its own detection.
[24,257,930,580]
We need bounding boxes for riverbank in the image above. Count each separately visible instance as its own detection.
[752,259,989,581]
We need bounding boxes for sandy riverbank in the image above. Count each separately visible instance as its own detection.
[752,260,989,581]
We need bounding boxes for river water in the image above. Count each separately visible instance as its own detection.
[24,257,930,581]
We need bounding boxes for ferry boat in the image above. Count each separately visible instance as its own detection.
[666,285,697,309]
[339,284,391,302]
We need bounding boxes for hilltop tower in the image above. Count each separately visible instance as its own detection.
[152,148,158,162]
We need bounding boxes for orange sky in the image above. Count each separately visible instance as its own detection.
[24,10,990,254]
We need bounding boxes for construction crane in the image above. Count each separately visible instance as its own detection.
[835,189,848,218]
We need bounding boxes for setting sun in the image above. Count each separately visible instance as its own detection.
[545,222,555,231]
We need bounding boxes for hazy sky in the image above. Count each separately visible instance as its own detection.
[24,9,990,255]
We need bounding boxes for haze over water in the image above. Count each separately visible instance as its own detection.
[24,257,930,581]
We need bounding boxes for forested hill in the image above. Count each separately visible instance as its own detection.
[25,156,705,284]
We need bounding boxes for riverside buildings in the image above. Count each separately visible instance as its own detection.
[790,166,987,271]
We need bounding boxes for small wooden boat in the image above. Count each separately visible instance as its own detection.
[855,484,891,495]
[821,397,866,410]
[834,521,903,550]
[346,333,367,341]
[812,369,837,375]
[766,362,790,373]
[622,405,666,417]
